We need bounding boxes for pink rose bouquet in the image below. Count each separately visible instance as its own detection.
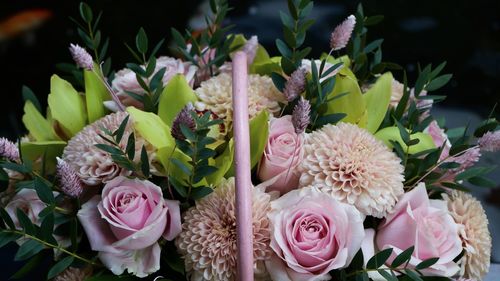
[0,0,496,280]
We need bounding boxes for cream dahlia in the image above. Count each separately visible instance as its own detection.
[194,73,285,135]
[176,178,272,281]
[299,122,405,217]
[443,191,492,280]
[62,112,155,186]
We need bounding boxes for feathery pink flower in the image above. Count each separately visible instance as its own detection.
[69,43,93,70]
[292,97,311,134]
[283,68,306,102]
[450,147,481,173]
[56,157,83,198]
[330,15,356,51]
[243,35,259,66]
[478,131,500,152]
[0,138,19,161]
[171,104,196,141]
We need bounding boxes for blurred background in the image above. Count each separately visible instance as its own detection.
[0,0,499,279]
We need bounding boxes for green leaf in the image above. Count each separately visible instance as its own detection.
[271,72,286,92]
[325,67,367,127]
[22,101,59,141]
[190,186,213,200]
[193,166,218,183]
[0,231,21,248]
[34,177,55,204]
[404,269,423,281]
[377,269,398,281]
[136,27,148,54]
[276,39,292,58]
[249,110,269,169]
[170,158,192,176]
[47,256,74,279]
[456,166,496,181]
[171,28,187,50]
[15,240,44,261]
[114,115,130,143]
[468,176,497,188]
[94,144,124,155]
[426,74,452,91]
[84,68,109,123]
[473,118,498,137]
[391,246,414,267]
[363,72,393,133]
[127,107,175,149]
[315,113,346,126]
[158,74,198,127]
[367,248,393,269]
[40,214,55,242]
[208,139,234,185]
[415,257,439,270]
[126,133,136,160]
[79,2,93,23]
[16,209,35,235]
[141,146,150,178]
[22,86,42,113]
[365,15,384,26]
[375,127,436,154]
[47,75,87,138]
[0,208,15,229]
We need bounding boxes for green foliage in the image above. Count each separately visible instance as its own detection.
[169,111,223,201]
[347,4,401,83]
[94,115,151,179]
[276,0,314,75]
[170,0,235,78]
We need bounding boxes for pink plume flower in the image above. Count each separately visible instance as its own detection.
[56,157,83,198]
[478,131,500,152]
[330,15,356,51]
[292,97,310,134]
[69,43,93,71]
[171,104,196,141]
[283,68,306,102]
[0,138,19,161]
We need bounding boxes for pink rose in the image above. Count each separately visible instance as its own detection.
[266,187,365,281]
[258,116,304,194]
[105,56,197,111]
[375,183,462,277]
[5,189,51,228]
[77,176,181,277]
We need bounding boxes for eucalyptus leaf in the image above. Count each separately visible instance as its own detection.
[47,256,74,279]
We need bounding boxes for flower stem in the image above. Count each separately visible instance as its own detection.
[6,229,100,266]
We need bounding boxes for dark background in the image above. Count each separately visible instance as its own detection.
[0,0,499,279]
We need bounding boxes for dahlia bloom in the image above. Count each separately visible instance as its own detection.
[443,191,492,280]
[299,122,405,217]
[194,73,285,136]
[62,112,156,186]
[176,178,272,281]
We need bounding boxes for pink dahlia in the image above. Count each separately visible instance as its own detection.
[176,178,272,281]
[62,112,155,186]
[299,123,405,217]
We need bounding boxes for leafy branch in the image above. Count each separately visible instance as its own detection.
[95,115,151,179]
[169,111,222,202]
[171,0,235,78]
[276,0,314,75]
[124,28,167,113]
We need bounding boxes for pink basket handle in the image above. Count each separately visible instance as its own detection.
[232,51,254,281]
